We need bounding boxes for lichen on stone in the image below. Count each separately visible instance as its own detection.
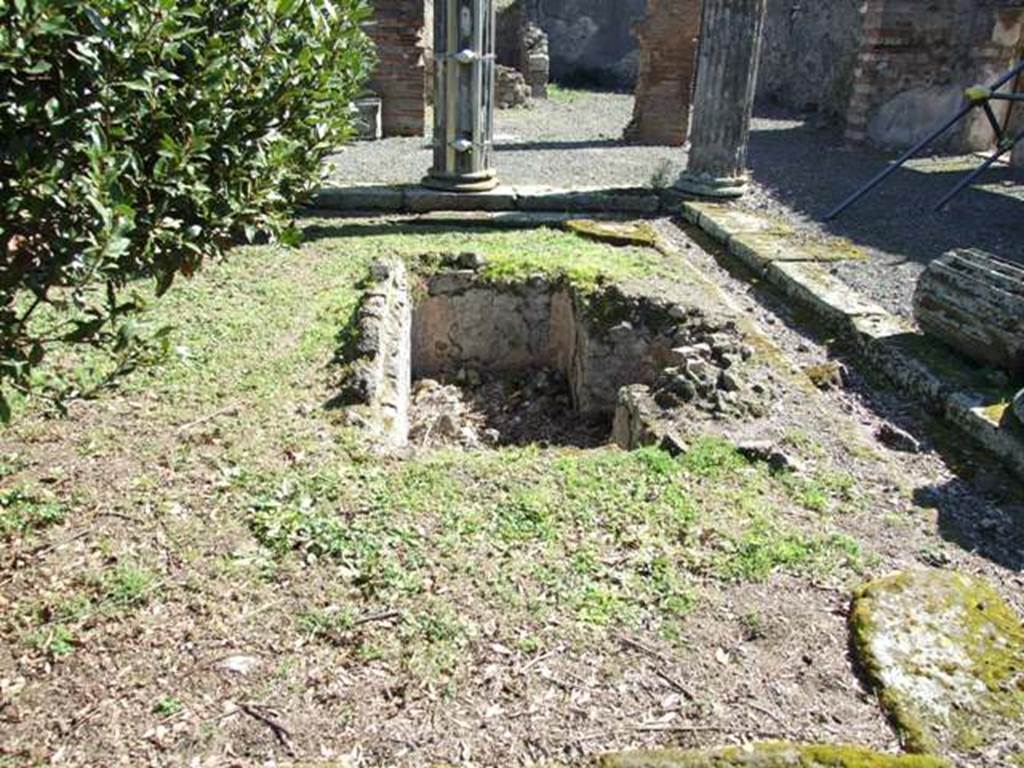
[563,218,659,248]
[849,569,1024,756]
[597,742,950,767]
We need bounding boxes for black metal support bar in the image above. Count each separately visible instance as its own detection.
[823,104,976,220]
[933,126,1024,210]
[982,101,1005,139]
[825,58,1024,221]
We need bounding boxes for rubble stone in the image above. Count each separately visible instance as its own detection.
[496,65,530,109]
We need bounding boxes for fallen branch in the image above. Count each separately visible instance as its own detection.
[353,609,401,626]
[239,702,295,757]
[176,404,240,435]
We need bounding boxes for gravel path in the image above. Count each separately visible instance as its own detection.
[326,91,1024,318]
[743,117,1024,318]
[325,90,686,189]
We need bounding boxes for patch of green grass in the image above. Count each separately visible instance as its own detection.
[297,606,357,642]
[101,563,158,609]
[783,469,862,515]
[153,697,184,717]
[20,563,160,658]
[546,83,584,104]
[241,438,866,682]
[403,224,668,291]
[0,487,65,540]
[679,437,749,480]
[26,624,76,657]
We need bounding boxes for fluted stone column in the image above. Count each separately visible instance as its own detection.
[675,0,767,198]
[423,0,498,192]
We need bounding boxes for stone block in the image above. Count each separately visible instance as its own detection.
[516,186,660,213]
[850,569,1024,755]
[405,186,517,213]
[765,261,887,329]
[313,185,404,212]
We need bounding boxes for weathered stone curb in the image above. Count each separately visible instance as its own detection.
[344,260,411,448]
[312,183,669,215]
[681,200,1024,479]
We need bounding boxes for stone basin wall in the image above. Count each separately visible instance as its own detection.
[411,271,678,415]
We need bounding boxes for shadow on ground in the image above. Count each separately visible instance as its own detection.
[915,478,1024,572]
[494,138,623,152]
[748,120,1024,267]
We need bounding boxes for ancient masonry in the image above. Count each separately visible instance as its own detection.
[345,247,769,453]
[496,1,550,99]
[365,0,431,137]
[624,0,701,146]
[496,65,531,109]
[344,261,412,448]
[845,0,1024,150]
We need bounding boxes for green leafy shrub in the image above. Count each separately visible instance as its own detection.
[0,0,374,418]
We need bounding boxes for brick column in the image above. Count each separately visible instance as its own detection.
[367,0,430,138]
[675,0,767,198]
[624,0,701,146]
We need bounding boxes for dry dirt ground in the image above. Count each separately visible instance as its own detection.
[1,217,1022,768]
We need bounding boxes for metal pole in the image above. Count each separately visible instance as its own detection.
[423,0,498,192]
[823,104,975,221]
[933,126,1024,210]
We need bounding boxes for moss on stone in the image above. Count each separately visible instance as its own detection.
[563,219,660,248]
[849,570,1024,756]
[598,742,950,767]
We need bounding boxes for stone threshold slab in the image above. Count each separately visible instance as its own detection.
[681,201,1024,480]
[312,184,669,215]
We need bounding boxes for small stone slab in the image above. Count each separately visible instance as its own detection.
[564,219,658,247]
[516,186,661,214]
[599,743,949,767]
[850,569,1024,755]
[411,211,580,228]
[730,232,863,273]
[766,261,887,328]
[313,185,404,212]
[405,185,517,213]
[948,392,1024,479]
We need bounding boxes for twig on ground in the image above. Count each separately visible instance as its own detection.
[239,702,295,757]
[353,609,401,626]
[617,634,671,665]
[176,404,240,435]
[748,701,791,731]
[654,668,697,702]
[519,645,563,675]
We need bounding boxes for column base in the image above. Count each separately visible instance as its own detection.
[421,169,499,193]
[673,172,748,199]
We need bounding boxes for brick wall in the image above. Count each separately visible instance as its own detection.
[845,0,1024,150]
[366,0,431,138]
